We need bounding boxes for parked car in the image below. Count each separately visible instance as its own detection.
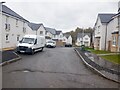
[46,40,56,48]
[65,43,72,47]
[16,35,45,54]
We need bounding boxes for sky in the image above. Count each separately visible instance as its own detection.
[1,0,120,32]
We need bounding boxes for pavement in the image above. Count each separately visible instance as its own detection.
[2,47,119,88]
[74,48,120,83]
[0,50,21,65]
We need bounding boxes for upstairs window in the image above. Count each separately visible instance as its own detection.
[5,16,9,24]
[16,19,18,27]
[85,38,88,40]
[40,31,43,35]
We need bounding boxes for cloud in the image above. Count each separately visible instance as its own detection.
[3,0,119,32]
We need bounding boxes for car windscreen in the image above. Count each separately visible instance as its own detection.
[47,41,55,44]
[21,38,35,44]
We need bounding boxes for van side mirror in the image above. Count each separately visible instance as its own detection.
[34,39,37,45]
[19,40,22,43]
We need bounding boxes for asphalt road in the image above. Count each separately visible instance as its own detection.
[2,47,119,88]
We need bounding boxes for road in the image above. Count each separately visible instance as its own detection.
[2,47,119,88]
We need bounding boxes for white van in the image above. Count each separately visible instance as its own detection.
[16,35,45,54]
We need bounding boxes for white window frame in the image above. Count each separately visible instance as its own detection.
[17,35,20,41]
[6,34,9,43]
[16,19,18,27]
[40,31,43,35]
[112,36,116,46]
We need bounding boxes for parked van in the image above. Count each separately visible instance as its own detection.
[16,35,45,54]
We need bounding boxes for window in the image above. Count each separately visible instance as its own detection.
[85,38,88,40]
[17,35,20,41]
[23,27,26,33]
[5,24,10,31]
[40,31,43,35]
[16,19,18,27]
[98,25,100,33]
[6,34,9,43]
[112,36,116,46]
[6,16,9,24]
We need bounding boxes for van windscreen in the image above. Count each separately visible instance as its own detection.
[21,38,35,44]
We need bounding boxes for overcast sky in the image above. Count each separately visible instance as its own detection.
[2,0,120,32]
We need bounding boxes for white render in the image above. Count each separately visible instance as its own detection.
[94,17,107,50]
[0,11,46,50]
[107,16,118,50]
[63,35,72,45]
[1,13,28,49]
[76,35,90,47]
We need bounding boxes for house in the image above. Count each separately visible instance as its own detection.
[53,30,64,46]
[45,27,56,42]
[28,22,46,37]
[93,14,115,50]
[76,33,91,47]
[1,5,29,50]
[63,34,72,46]
[0,5,46,51]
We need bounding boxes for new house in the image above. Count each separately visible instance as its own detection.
[28,22,46,36]
[76,33,91,47]
[1,5,29,50]
[93,14,115,50]
[0,5,46,51]
[63,34,72,46]
[45,27,56,42]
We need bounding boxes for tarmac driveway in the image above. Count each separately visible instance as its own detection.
[2,47,119,88]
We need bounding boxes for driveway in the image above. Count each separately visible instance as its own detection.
[2,47,119,88]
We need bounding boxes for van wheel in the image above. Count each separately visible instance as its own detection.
[31,49,34,55]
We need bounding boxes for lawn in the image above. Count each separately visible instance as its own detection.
[85,47,111,54]
[85,47,120,64]
[101,54,120,64]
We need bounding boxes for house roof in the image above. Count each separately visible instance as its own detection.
[77,33,91,38]
[56,31,62,35]
[2,5,28,22]
[28,23,43,31]
[98,14,115,23]
[64,34,71,39]
[45,27,56,35]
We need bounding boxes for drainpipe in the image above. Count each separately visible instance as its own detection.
[118,14,120,52]
[104,23,108,51]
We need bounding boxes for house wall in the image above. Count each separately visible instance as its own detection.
[0,5,2,50]
[37,25,45,37]
[94,17,105,50]
[67,36,72,45]
[83,35,90,47]
[2,13,28,50]
[111,33,119,52]
[26,24,36,35]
